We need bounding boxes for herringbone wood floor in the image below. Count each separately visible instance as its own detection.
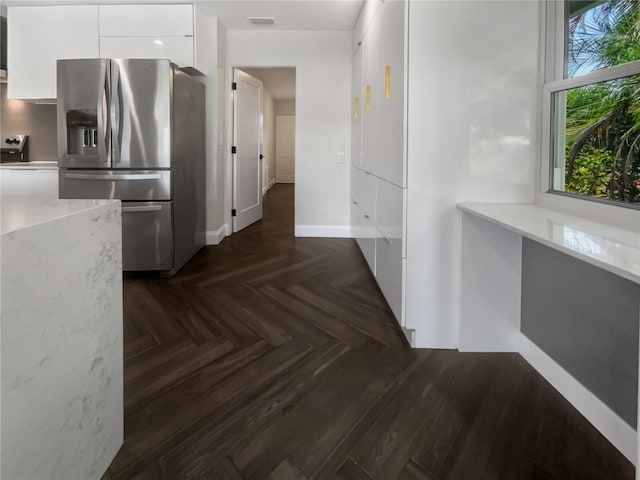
[105,184,634,480]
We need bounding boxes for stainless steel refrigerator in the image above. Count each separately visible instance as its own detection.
[57,58,205,276]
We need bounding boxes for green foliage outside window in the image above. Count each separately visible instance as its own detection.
[562,0,640,205]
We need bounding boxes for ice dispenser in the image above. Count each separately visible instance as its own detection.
[66,110,98,155]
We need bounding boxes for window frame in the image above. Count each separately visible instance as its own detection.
[537,1,640,228]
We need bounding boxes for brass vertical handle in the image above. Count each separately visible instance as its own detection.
[385,65,391,99]
[365,85,371,112]
[354,97,359,119]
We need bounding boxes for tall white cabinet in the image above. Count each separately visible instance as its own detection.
[352,1,541,348]
[351,0,407,325]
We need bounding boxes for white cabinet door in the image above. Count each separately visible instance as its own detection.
[351,167,376,274]
[361,15,381,176]
[100,37,194,68]
[0,169,59,198]
[375,178,403,320]
[351,44,363,169]
[352,201,376,275]
[361,170,376,223]
[8,6,99,100]
[351,166,374,215]
[375,0,406,188]
[351,166,362,205]
[99,5,193,37]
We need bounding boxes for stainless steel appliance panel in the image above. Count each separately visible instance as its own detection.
[122,201,173,271]
[111,59,172,169]
[171,68,205,273]
[57,59,111,168]
[59,169,171,201]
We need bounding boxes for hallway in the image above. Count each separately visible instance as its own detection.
[107,184,633,480]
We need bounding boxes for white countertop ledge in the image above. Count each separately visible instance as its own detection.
[1,198,120,235]
[457,203,640,285]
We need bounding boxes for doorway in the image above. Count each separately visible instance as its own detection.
[232,67,296,232]
[276,115,295,183]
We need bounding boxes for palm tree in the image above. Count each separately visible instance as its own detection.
[564,0,640,203]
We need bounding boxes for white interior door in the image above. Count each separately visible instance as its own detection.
[233,69,263,232]
[276,115,295,183]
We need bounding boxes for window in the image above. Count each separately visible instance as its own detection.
[546,0,640,208]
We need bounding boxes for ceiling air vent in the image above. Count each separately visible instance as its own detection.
[247,17,275,26]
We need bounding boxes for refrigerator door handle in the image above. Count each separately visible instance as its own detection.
[111,62,123,165]
[122,205,163,213]
[97,61,110,165]
[64,173,163,181]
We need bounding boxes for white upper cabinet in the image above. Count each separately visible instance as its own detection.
[98,5,195,69]
[8,4,201,99]
[8,6,99,100]
[100,37,194,68]
[98,5,193,37]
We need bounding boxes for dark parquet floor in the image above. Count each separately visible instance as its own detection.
[105,184,634,480]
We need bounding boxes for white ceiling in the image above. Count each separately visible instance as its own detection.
[240,67,296,100]
[198,1,364,30]
[3,1,365,31]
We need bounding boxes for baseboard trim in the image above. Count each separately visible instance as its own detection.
[402,328,415,347]
[294,225,354,238]
[262,179,276,195]
[205,224,229,245]
[518,334,637,464]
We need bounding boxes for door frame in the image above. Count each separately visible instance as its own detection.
[231,68,264,233]
[225,65,297,236]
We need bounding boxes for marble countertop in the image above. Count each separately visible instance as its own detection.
[1,198,120,235]
[458,202,640,285]
[1,197,123,480]
[0,161,59,169]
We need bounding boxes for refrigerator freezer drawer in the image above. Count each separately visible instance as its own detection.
[59,169,171,201]
[122,201,173,271]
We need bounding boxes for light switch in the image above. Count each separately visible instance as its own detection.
[337,151,345,164]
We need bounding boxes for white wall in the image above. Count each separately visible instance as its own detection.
[194,10,228,244]
[275,99,296,115]
[225,30,352,236]
[406,0,541,348]
[262,88,276,190]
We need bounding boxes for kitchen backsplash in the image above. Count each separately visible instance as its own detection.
[1,84,57,161]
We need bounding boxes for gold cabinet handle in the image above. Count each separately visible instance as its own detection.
[385,65,391,99]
